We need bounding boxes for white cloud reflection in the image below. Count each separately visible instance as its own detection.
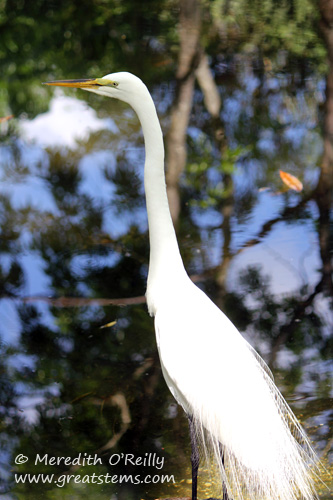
[20,90,117,149]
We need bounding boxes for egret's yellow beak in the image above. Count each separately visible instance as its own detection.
[43,78,102,88]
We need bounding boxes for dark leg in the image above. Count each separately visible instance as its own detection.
[188,415,199,500]
[219,443,231,500]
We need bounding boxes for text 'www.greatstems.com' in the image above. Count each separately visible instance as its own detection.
[15,472,175,488]
[14,452,175,488]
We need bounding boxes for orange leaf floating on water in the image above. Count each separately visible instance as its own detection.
[0,115,14,123]
[279,170,303,192]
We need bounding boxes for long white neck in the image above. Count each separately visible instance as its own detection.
[129,87,187,314]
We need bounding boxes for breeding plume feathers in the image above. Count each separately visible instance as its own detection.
[155,281,317,500]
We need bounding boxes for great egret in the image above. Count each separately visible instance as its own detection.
[45,73,317,500]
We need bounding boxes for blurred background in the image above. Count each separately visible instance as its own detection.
[0,0,332,498]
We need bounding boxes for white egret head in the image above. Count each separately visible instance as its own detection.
[44,72,148,107]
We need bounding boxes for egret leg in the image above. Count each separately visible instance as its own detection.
[222,479,230,500]
[188,415,199,500]
[219,443,231,500]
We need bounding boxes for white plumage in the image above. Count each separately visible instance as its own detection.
[46,71,317,500]
[154,278,316,500]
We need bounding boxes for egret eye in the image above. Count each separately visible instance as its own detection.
[95,78,118,86]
